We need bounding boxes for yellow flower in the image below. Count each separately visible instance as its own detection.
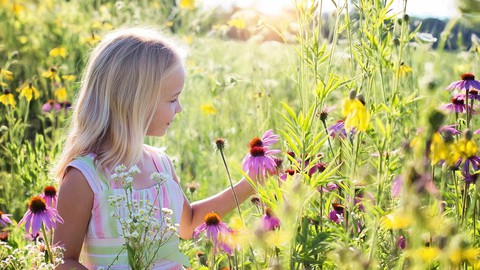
[17,36,28,44]
[92,21,113,30]
[342,97,369,132]
[418,247,440,262]
[450,248,480,265]
[61,75,76,81]
[179,0,195,9]
[182,35,193,45]
[201,104,216,115]
[381,212,412,229]
[0,68,13,80]
[461,248,480,264]
[0,89,16,108]
[19,83,39,101]
[42,67,61,82]
[227,228,251,248]
[398,62,412,77]
[263,230,292,248]
[456,137,477,158]
[49,47,67,58]
[54,87,68,102]
[165,21,174,27]
[227,18,246,29]
[83,33,102,46]
[12,3,24,16]
[430,133,448,165]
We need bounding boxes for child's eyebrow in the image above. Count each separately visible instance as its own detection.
[171,91,182,97]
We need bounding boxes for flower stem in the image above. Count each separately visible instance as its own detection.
[41,224,53,264]
[218,148,243,221]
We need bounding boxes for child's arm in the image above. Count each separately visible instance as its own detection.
[166,158,256,239]
[54,168,93,270]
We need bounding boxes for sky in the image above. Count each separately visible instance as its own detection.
[202,0,460,19]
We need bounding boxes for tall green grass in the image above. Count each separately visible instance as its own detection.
[1,0,479,269]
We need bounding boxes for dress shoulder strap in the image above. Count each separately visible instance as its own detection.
[67,155,109,193]
[144,145,173,175]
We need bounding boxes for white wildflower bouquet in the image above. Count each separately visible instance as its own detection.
[0,241,65,270]
[108,165,179,270]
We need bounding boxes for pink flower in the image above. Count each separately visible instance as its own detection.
[328,119,350,139]
[41,186,58,208]
[396,235,406,250]
[42,99,61,112]
[440,96,475,114]
[242,146,280,179]
[18,196,64,237]
[260,208,281,231]
[260,129,280,148]
[439,124,461,135]
[193,212,232,254]
[0,211,12,227]
[328,203,344,224]
[446,73,480,91]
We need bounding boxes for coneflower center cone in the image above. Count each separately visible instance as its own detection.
[249,137,263,148]
[204,212,221,225]
[452,98,465,105]
[250,146,266,156]
[44,186,57,197]
[29,196,47,213]
[461,73,475,81]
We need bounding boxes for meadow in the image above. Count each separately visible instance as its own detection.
[1,0,480,269]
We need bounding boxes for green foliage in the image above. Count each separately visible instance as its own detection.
[1,0,480,269]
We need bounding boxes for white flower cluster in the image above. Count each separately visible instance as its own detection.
[0,241,65,270]
[110,164,140,187]
[107,164,179,269]
[150,172,169,185]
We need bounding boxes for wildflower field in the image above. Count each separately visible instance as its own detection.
[1,0,480,269]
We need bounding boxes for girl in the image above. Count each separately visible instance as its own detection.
[53,27,256,269]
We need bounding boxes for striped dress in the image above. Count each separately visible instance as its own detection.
[67,146,190,269]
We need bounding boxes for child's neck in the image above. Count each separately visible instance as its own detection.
[130,150,161,190]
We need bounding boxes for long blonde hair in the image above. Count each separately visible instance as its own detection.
[54,27,183,180]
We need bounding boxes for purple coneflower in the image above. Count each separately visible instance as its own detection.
[260,129,280,148]
[461,156,480,184]
[468,89,480,101]
[18,196,64,237]
[446,73,480,91]
[260,208,281,231]
[0,211,12,227]
[308,162,327,177]
[193,212,232,254]
[317,182,339,193]
[242,146,280,179]
[42,99,61,113]
[280,169,296,181]
[440,96,474,113]
[439,124,461,135]
[41,186,58,208]
[319,105,336,122]
[328,203,344,224]
[396,235,406,250]
[328,119,349,139]
[391,176,403,198]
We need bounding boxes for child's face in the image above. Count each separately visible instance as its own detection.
[146,65,185,137]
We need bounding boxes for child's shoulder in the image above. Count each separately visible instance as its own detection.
[144,144,169,158]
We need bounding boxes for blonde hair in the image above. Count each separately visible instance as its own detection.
[54,27,183,180]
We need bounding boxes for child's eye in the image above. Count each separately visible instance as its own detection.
[170,99,177,103]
